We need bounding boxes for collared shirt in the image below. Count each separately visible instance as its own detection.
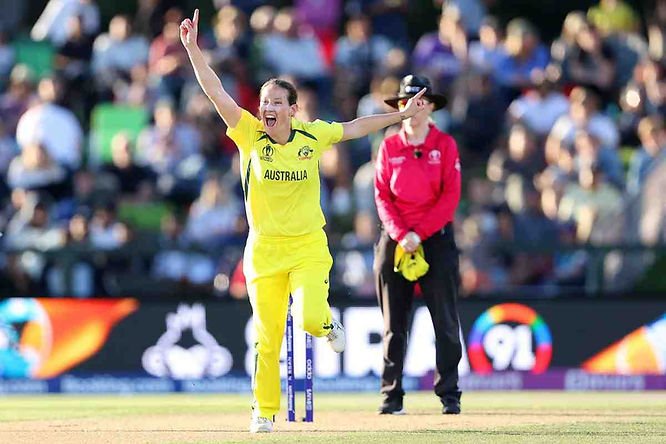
[374,124,461,242]
[227,109,343,237]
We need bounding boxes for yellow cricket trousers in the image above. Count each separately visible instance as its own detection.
[243,229,334,418]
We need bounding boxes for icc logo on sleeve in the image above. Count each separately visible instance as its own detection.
[261,145,274,162]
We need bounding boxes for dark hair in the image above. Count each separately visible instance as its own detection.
[260,78,298,105]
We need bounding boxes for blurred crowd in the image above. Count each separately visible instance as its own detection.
[0,0,663,300]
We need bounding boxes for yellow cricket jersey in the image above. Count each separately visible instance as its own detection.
[227,109,343,237]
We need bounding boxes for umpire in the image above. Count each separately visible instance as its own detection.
[374,75,463,415]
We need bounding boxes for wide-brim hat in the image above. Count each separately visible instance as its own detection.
[394,244,430,281]
[384,74,447,111]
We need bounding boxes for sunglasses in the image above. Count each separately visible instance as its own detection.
[398,98,431,109]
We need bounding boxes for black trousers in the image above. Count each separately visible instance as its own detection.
[373,224,462,404]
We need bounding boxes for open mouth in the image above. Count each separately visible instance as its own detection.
[264,115,277,128]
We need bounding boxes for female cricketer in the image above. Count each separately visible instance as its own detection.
[180,9,426,433]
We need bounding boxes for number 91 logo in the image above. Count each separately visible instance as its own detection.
[468,303,552,374]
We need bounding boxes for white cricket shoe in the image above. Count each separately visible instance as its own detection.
[326,319,345,353]
[249,415,273,433]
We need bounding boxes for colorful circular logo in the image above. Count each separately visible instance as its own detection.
[0,298,51,378]
[468,303,552,374]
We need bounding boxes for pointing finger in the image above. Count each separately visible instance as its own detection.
[193,8,199,26]
[414,88,427,100]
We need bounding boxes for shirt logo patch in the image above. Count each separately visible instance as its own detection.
[428,150,441,164]
[261,145,274,162]
[298,146,314,160]
[389,156,406,165]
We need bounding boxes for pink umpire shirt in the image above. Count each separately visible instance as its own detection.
[374,123,461,243]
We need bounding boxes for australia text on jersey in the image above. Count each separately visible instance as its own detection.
[263,169,308,181]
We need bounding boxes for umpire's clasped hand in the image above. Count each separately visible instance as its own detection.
[399,231,421,253]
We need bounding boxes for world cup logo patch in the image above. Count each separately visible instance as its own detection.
[261,145,274,162]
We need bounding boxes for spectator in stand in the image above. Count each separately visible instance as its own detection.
[0,31,15,88]
[616,82,644,146]
[134,0,177,38]
[508,66,569,138]
[572,130,624,189]
[513,185,560,245]
[646,0,666,62]
[487,124,545,191]
[538,172,569,226]
[357,76,399,118]
[248,5,278,84]
[0,122,17,198]
[451,70,505,162]
[92,15,150,97]
[151,211,217,290]
[627,57,666,117]
[0,65,36,137]
[88,202,129,250]
[565,23,617,103]
[558,163,622,242]
[334,14,393,97]
[55,14,94,118]
[183,175,244,249]
[551,11,589,75]
[99,132,156,199]
[4,196,65,294]
[148,9,189,104]
[468,16,504,74]
[441,0,491,39]
[294,0,342,60]
[352,127,396,234]
[113,63,153,107]
[627,115,666,195]
[46,212,96,297]
[320,143,355,240]
[31,0,100,46]
[412,7,467,95]
[356,76,399,160]
[16,76,84,170]
[587,0,640,36]
[346,0,409,48]
[136,99,203,201]
[6,142,69,199]
[55,14,93,82]
[548,86,619,151]
[550,222,588,288]
[65,168,116,220]
[494,18,550,102]
[639,149,666,246]
[261,8,327,83]
[206,5,250,92]
[182,91,230,167]
[295,84,335,122]
[504,186,557,286]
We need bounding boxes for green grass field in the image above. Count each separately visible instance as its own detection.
[0,391,664,443]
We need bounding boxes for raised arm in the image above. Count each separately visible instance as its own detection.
[340,89,427,142]
[180,9,242,128]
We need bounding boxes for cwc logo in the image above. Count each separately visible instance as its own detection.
[260,145,274,162]
[468,303,552,374]
[298,146,314,160]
